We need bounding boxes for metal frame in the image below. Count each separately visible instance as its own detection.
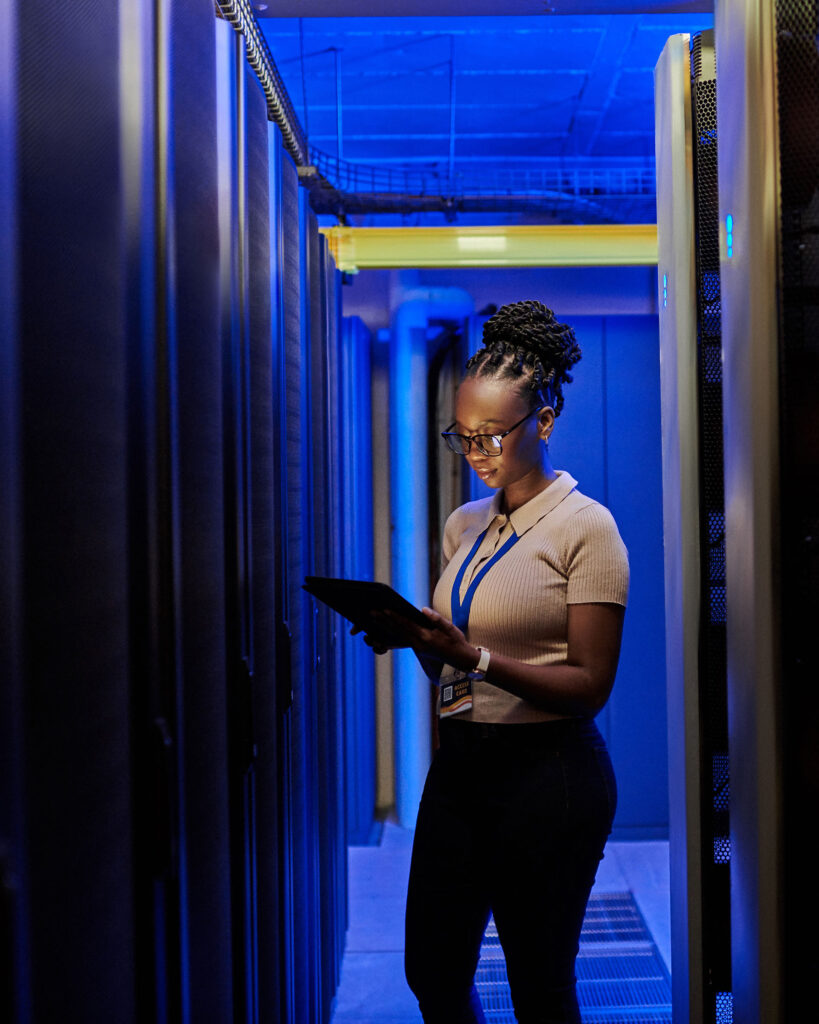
[716,1,784,1021]
[655,31,703,1024]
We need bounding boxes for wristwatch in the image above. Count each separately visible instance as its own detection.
[471,646,491,680]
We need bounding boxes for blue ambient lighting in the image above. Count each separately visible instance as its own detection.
[259,12,713,227]
[726,214,733,258]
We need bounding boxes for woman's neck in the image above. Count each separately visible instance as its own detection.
[501,464,558,514]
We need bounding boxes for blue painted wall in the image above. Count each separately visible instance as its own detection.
[557,314,667,839]
[346,269,668,839]
[463,312,668,838]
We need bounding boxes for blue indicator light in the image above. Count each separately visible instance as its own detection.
[726,214,733,232]
[662,272,668,308]
[726,214,734,258]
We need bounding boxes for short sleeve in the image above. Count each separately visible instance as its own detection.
[563,503,629,606]
[440,507,465,573]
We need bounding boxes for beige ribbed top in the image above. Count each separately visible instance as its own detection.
[432,471,629,724]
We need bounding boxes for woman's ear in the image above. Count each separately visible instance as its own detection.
[537,405,555,440]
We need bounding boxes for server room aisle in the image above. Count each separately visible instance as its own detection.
[331,823,671,1024]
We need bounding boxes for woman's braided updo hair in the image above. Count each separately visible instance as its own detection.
[464,300,582,416]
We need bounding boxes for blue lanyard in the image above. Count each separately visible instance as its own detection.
[450,523,520,633]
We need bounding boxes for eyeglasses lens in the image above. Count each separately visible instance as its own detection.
[474,436,502,456]
[443,434,470,454]
[442,433,502,456]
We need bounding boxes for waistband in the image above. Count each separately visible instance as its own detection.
[438,715,603,750]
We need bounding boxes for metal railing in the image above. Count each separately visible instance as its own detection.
[217,0,657,218]
[215,0,309,165]
[309,150,656,201]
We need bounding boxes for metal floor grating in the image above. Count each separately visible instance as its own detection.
[474,892,671,1023]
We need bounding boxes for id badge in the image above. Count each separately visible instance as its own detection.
[438,664,473,718]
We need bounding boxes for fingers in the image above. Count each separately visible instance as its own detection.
[350,620,392,654]
[383,607,443,636]
[351,607,461,662]
[377,609,420,642]
[420,607,464,642]
[364,635,389,653]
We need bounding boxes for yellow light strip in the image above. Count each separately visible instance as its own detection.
[320,224,658,272]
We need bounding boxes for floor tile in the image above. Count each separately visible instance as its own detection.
[331,952,421,1022]
[345,896,407,952]
[332,827,671,1023]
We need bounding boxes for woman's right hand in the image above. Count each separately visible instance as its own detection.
[350,619,444,682]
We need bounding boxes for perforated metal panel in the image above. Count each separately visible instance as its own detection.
[690,30,732,1021]
[475,893,671,1024]
[773,2,819,1019]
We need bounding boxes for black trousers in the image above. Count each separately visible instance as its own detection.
[404,716,616,1024]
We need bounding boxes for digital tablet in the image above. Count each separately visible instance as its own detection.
[302,576,429,648]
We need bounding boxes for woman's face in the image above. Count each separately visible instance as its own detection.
[453,376,553,491]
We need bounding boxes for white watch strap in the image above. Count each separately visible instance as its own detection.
[474,646,491,677]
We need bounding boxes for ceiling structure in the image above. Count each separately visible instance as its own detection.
[255,6,713,223]
[253,2,713,15]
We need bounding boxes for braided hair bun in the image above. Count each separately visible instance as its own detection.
[464,300,582,416]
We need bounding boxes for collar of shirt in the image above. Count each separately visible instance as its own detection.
[482,470,579,540]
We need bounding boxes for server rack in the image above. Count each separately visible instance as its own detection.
[14,1,139,1017]
[689,32,732,1024]
[655,28,731,1024]
[4,2,362,1019]
[716,0,819,1019]
[660,3,819,1021]
[772,5,819,1013]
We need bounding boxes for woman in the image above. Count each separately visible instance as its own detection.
[370,300,629,1024]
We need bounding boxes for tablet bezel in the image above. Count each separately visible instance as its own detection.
[302,576,429,648]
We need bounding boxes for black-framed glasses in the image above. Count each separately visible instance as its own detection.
[441,407,541,457]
